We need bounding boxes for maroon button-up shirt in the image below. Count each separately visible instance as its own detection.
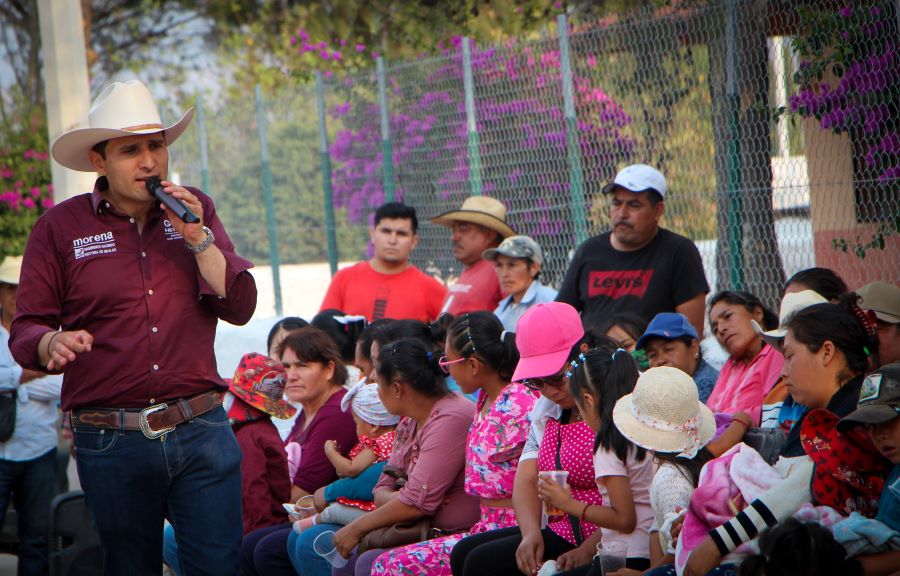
[10,181,257,411]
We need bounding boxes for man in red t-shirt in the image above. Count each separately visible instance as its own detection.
[320,202,446,322]
[431,196,516,316]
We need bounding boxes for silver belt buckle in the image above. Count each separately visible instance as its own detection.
[139,403,176,439]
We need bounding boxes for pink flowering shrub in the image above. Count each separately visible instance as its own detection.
[322,35,635,247]
[0,109,54,259]
[789,2,899,184]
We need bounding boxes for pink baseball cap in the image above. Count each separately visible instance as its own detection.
[511,302,585,382]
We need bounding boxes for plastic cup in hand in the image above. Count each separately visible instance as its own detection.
[313,530,348,568]
[596,540,628,575]
[295,495,316,519]
[538,470,569,517]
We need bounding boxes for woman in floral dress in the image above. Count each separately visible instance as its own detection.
[372,312,537,575]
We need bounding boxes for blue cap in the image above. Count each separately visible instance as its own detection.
[635,313,698,350]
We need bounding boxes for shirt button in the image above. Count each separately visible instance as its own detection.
[142,251,147,258]
[148,289,154,295]
[129,218,135,223]
[150,398,156,404]
[153,364,159,371]
[152,327,158,333]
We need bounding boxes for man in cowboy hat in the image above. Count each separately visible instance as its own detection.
[557,164,709,337]
[0,255,63,575]
[9,80,256,575]
[431,196,516,315]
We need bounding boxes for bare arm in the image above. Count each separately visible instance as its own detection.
[539,474,637,533]
[676,293,707,339]
[333,494,423,557]
[706,412,751,457]
[512,459,545,576]
[857,551,900,576]
[325,443,377,478]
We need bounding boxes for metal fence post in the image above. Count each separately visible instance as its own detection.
[196,95,211,195]
[725,0,744,290]
[557,14,588,245]
[462,37,483,196]
[316,72,339,276]
[377,57,396,202]
[255,84,283,316]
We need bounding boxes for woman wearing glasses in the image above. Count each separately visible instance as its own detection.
[370,312,537,575]
[450,303,605,576]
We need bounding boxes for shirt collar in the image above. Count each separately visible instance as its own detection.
[90,177,165,220]
[498,281,538,312]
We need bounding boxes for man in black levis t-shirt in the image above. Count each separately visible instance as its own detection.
[556,164,709,337]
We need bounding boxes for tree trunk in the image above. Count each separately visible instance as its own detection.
[710,0,784,310]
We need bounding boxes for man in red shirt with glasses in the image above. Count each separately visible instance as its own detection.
[10,80,255,575]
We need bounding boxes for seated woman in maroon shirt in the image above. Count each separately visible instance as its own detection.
[240,327,356,576]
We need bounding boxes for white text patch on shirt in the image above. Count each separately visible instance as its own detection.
[72,231,116,260]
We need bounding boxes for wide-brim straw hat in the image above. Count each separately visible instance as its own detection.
[612,366,716,456]
[0,256,22,285]
[430,196,516,238]
[51,80,194,172]
[752,289,828,349]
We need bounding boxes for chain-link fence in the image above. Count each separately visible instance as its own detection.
[170,0,899,316]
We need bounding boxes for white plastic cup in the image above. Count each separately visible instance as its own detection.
[538,470,569,516]
[295,495,316,519]
[313,530,349,568]
[596,540,628,575]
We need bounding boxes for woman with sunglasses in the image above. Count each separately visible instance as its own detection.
[451,302,605,576]
[371,311,537,575]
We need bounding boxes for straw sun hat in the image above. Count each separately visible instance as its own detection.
[51,80,194,172]
[612,366,716,458]
[430,196,516,239]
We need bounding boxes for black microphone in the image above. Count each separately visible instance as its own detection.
[145,176,200,224]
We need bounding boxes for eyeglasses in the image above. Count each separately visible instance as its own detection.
[521,372,568,391]
[438,356,466,374]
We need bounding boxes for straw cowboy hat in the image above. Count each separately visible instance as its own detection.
[0,256,22,286]
[612,366,716,458]
[430,196,516,238]
[51,80,194,172]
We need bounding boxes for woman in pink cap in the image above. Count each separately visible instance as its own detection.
[450,302,604,576]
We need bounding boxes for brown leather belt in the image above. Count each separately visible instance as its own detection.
[71,390,222,439]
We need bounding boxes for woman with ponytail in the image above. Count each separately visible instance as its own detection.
[684,301,882,576]
[371,312,537,575]
[292,337,479,576]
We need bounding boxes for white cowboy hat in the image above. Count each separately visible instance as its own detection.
[0,256,22,285]
[430,196,516,238]
[612,366,716,458]
[51,80,194,172]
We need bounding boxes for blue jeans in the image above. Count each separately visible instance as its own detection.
[288,523,342,576]
[74,405,242,576]
[0,448,57,576]
[163,523,182,575]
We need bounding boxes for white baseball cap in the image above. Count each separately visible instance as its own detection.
[602,164,667,198]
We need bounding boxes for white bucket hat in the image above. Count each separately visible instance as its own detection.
[51,80,194,172]
[752,289,828,349]
[612,366,716,458]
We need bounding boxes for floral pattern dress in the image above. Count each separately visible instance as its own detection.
[371,383,537,575]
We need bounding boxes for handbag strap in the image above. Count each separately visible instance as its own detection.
[556,411,584,545]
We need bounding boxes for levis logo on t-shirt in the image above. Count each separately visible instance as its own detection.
[72,231,116,260]
[588,270,654,299]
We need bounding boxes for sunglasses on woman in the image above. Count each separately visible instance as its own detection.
[521,372,568,391]
[438,355,466,374]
